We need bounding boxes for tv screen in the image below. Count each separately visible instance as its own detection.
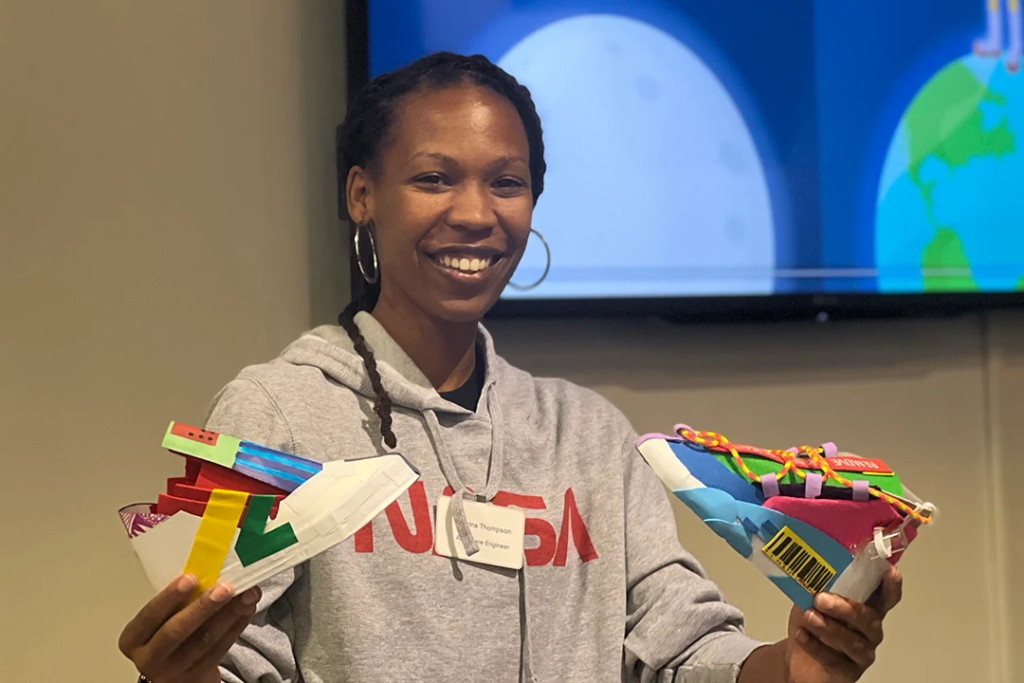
[354,0,1024,316]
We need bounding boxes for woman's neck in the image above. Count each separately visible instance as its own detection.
[370,296,479,394]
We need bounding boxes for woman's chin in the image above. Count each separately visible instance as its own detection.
[431,292,503,324]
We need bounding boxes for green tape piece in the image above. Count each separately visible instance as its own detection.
[241,494,275,534]
[235,494,298,567]
[162,422,240,468]
[711,453,904,496]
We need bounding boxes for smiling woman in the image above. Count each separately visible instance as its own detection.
[336,53,546,398]
[345,86,533,321]
[118,51,903,683]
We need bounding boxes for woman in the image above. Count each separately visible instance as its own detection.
[118,52,901,683]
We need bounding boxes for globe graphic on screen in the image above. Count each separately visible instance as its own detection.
[496,14,776,298]
[876,55,1024,293]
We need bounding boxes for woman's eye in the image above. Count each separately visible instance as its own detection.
[416,174,446,185]
[494,177,526,190]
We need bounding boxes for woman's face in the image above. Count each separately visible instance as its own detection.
[346,83,534,324]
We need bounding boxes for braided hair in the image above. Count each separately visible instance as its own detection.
[336,52,546,449]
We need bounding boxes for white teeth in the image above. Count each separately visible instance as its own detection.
[435,255,497,273]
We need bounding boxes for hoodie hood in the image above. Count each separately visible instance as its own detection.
[280,311,496,416]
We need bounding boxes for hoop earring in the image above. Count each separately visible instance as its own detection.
[507,228,551,291]
[353,221,379,285]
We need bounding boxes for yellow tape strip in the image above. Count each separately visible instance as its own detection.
[182,489,248,597]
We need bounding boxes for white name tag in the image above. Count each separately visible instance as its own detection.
[434,495,525,570]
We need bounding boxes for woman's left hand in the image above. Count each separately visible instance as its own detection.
[783,565,903,683]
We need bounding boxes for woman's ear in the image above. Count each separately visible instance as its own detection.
[346,165,373,224]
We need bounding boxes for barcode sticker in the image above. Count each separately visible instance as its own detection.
[761,526,836,595]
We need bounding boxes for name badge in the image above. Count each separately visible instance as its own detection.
[434,495,525,570]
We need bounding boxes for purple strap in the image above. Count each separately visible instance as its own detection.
[804,473,823,499]
[673,423,695,437]
[821,442,838,458]
[852,479,870,501]
[761,473,780,498]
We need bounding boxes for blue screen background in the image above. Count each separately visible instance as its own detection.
[367,0,1022,299]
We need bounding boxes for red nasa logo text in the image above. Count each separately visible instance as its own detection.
[352,481,598,566]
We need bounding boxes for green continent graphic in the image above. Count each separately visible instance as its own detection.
[1017,275,1024,291]
[922,229,976,292]
[902,62,1015,291]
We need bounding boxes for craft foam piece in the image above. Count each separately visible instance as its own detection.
[169,481,285,508]
[194,461,289,497]
[707,449,904,497]
[763,497,917,558]
[162,421,323,493]
[163,422,240,468]
[637,432,936,610]
[665,440,765,505]
[155,458,287,520]
[124,425,421,596]
[156,491,282,526]
[689,431,893,475]
[157,493,218,520]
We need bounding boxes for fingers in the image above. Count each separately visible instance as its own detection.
[140,581,238,666]
[802,607,877,670]
[794,627,864,681]
[173,587,262,672]
[814,593,884,647]
[119,574,198,656]
[786,573,902,680]
[184,608,259,677]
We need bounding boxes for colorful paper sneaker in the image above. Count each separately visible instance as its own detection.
[120,422,420,598]
[636,425,936,610]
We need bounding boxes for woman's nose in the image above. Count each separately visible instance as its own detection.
[447,182,497,231]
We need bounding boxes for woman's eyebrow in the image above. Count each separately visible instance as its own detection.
[491,155,528,168]
[408,151,527,170]
[410,151,458,165]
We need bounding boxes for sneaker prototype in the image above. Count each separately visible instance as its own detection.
[637,425,936,610]
[120,422,419,597]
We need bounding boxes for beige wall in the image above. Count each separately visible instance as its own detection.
[1,1,348,679]
[1,2,1018,681]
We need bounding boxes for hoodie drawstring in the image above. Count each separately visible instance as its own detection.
[421,386,536,682]
[422,384,504,554]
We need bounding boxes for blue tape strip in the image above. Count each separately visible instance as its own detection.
[237,443,322,474]
[234,461,308,487]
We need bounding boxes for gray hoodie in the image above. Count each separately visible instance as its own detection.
[208,312,763,683]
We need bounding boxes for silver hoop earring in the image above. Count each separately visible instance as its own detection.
[353,221,379,285]
[507,228,551,291]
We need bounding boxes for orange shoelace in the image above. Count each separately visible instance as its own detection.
[676,427,933,525]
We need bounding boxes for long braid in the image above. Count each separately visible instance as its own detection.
[335,51,547,449]
[338,299,397,449]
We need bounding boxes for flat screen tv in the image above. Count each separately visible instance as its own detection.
[345,0,1024,321]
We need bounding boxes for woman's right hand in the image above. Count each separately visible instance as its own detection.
[118,574,262,683]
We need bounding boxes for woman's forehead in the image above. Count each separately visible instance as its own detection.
[385,85,529,160]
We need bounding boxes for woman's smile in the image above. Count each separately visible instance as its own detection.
[424,243,507,286]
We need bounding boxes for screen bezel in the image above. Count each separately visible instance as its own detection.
[342,0,1024,323]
